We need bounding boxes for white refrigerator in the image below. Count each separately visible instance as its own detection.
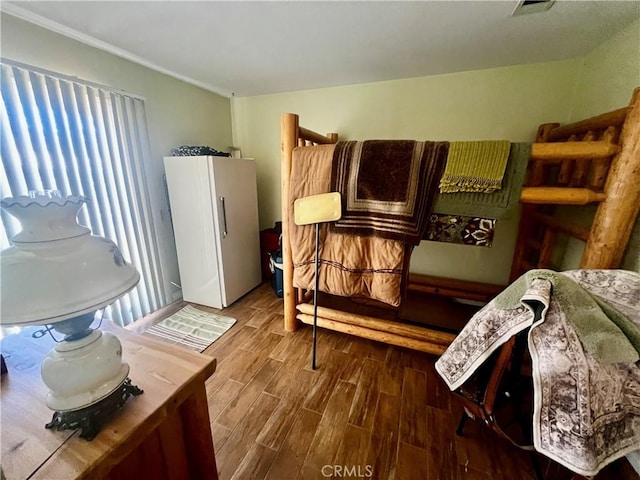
[164,155,261,309]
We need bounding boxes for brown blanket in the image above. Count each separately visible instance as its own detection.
[330,140,447,245]
[290,144,406,306]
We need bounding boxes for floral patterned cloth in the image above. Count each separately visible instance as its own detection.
[436,269,640,477]
[424,214,496,247]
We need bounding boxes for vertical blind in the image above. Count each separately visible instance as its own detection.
[0,60,166,326]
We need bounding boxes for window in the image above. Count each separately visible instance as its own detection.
[0,60,167,326]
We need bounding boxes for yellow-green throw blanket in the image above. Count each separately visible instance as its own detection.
[433,143,530,220]
[439,140,511,193]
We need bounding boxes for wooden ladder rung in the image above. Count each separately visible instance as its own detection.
[298,126,337,145]
[533,213,591,242]
[546,107,628,141]
[520,187,606,205]
[526,238,542,251]
[530,141,619,161]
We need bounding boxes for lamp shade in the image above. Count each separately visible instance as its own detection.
[0,195,140,326]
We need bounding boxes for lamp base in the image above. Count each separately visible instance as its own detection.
[45,378,143,440]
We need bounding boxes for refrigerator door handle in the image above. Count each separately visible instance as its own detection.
[219,196,228,238]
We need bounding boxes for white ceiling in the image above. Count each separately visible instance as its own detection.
[2,1,639,98]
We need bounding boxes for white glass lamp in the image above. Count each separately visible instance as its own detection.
[0,192,142,440]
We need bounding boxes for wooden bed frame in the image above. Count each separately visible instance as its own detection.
[280,87,640,355]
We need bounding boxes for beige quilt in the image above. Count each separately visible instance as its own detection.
[289,144,406,306]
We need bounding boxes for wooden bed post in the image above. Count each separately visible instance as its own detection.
[281,113,300,331]
[581,87,640,268]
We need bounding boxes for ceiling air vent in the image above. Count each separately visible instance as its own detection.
[512,0,556,16]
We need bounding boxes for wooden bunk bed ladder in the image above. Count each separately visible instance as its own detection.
[510,87,640,280]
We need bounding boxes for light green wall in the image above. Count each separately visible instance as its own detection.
[1,14,233,300]
[232,60,580,285]
[570,18,640,121]
[562,18,640,272]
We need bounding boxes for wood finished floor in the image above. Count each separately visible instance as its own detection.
[137,283,638,480]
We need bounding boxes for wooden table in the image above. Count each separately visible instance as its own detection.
[0,323,218,480]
